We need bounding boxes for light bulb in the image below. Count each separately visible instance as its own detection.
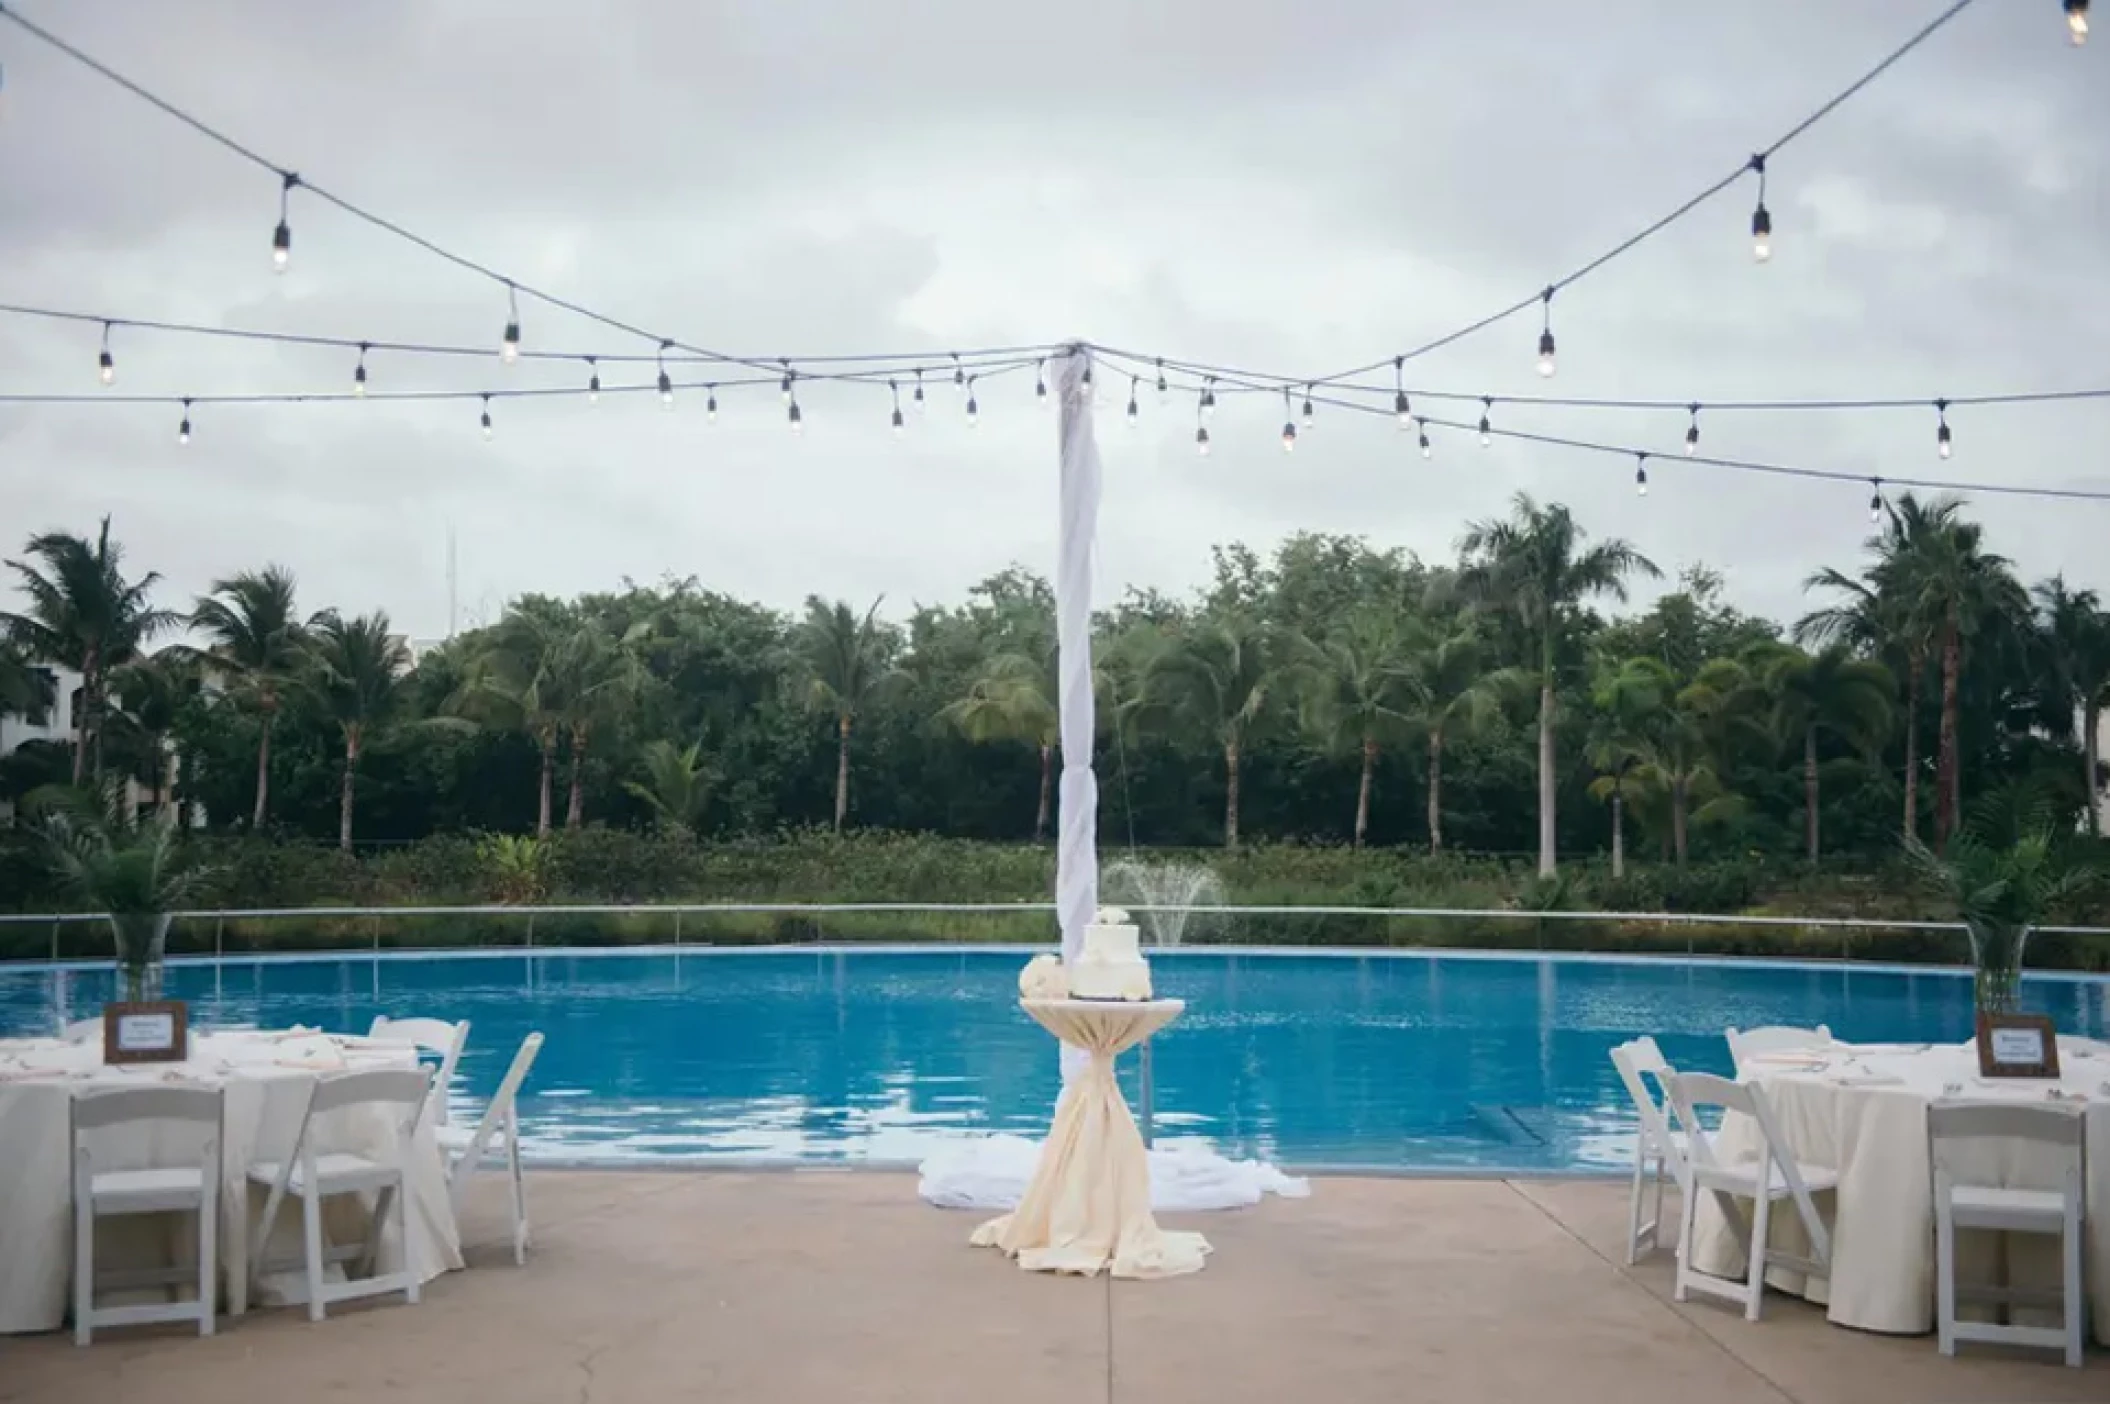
[1201,381,1217,418]
[1395,391,1412,428]
[586,360,599,405]
[788,399,803,433]
[1126,392,1139,425]
[1752,204,1772,263]
[1034,361,1048,405]
[1419,427,1432,460]
[1684,407,1700,457]
[1155,360,1168,396]
[1868,483,1884,523]
[98,345,115,387]
[1936,403,1952,458]
[1281,420,1297,453]
[952,354,965,393]
[966,388,979,427]
[2069,0,2089,45]
[500,320,520,364]
[1301,387,1316,426]
[1478,400,1493,446]
[892,406,905,434]
[1635,459,1649,497]
[177,401,192,445]
[1536,329,1556,378]
[355,345,370,397]
[780,368,794,402]
[658,343,674,406]
[480,396,493,440]
[1196,425,1211,456]
[706,388,718,423]
[915,372,927,412]
[272,220,290,273]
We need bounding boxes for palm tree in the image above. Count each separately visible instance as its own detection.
[453,609,570,838]
[2032,576,2110,835]
[190,566,307,829]
[1394,621,1505,854]
[1586,656,1668,879]
[2,518,180,784]
[1798,560,1928,842]
[1762,645,1893,861]
[938,649,1061,839]
[1293,609,1416,849]
[1458,494,1659,875]
[624,738,714,834]
[0,643,53,726]
[1877,495,2028,848]
[111,651,199,821]
[551,624,642,831]
[1147,611,1280,848]
[307,611,410,851]
[792,596,900,833]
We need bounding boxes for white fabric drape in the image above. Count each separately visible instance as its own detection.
[1052,347,1101,1088]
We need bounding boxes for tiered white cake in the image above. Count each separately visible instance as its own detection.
[1068,906,1152,1001]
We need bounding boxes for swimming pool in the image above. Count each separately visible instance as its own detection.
[4,948,2106,1171]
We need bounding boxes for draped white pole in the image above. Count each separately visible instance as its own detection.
[1052,346,1100,1087]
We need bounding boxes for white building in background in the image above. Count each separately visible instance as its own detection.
[0,662,78,758]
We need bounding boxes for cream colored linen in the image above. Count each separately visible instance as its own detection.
[1689,1038,2110,1345]
[971,999,1210,1279]
[0,1029,463,1334]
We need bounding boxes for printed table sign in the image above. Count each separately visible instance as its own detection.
[102,1001,189,1065]
[1974,1012,2060,1080]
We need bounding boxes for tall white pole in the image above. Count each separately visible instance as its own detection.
[1052,347,1100,1086]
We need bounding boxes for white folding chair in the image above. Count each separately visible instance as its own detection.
[59,1016,103,1043]
[1929,1101,2087,1368]
[440,1032,544,1266]
[246,1067,430,1322]
[1724,1024,1833,1073]
[70,1085,222,1345]
[1666,1071,1837,1321]
[367,1015,470,1129]
[1609,1036,1689,1264]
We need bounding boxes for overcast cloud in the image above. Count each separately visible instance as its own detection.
[1,0,2103,641]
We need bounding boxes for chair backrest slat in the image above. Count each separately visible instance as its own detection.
[309,1066,432,1117]
[369,1016,470,1126]
[73,1084,222,1131]
[1929,1100,2085,1153]
[1610,1037,1682,1153]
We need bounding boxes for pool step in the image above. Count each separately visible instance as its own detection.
[1469,1105,1550,1147]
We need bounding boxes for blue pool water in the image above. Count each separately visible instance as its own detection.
[3,949,2106,1171]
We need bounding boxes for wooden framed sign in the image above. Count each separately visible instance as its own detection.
[1974,1012,2060,1080]
[102,1001,189,1065]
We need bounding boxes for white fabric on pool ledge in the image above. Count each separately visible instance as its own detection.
[919,1134,1311,1212]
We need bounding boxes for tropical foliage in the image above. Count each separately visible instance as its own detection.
[0,495,2101,889]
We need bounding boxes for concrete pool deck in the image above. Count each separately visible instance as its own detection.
[1,1173,2102,1403]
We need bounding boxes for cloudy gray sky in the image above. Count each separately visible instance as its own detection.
[1,0,2103,641]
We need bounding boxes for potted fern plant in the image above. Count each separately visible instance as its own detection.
[1904,797,2096,1015]
[40,803,213,1004]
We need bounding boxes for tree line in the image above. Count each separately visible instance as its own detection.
[2,491,2101,874]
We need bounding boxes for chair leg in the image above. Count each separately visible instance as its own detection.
[73,1191,93,1347]
[508,1126,527,1266]
[1625,1139,1649,1265]
[1934,1204,1956,1358]
[300,1185,327,1324]
[1745,1190,1772,1322]
[1672,1176,1701,1303]
[1652,1154,1669,1247]
[197,1188,218,1338]
[399,1173,420,1306]
[2063,1211,2083,1368]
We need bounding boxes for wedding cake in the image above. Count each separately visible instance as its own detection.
[1067,906,1153,1001]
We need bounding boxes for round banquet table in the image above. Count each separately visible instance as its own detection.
[0,1027,464,1335]
[970,997,1211,1279]
[1689,1037,2110,1344]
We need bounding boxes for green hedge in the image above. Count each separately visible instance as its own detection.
[5,826,2109,970]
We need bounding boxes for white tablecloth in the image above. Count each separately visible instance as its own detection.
[0,1028,463,1335]
[1690,1037,2110,1344]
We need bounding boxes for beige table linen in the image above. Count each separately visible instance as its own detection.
[1689,1037,2110,1344]
[0,1028,464,1334]
[971,998,1210,1279]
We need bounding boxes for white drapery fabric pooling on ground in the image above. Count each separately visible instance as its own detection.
[917,1135,1311,1213]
